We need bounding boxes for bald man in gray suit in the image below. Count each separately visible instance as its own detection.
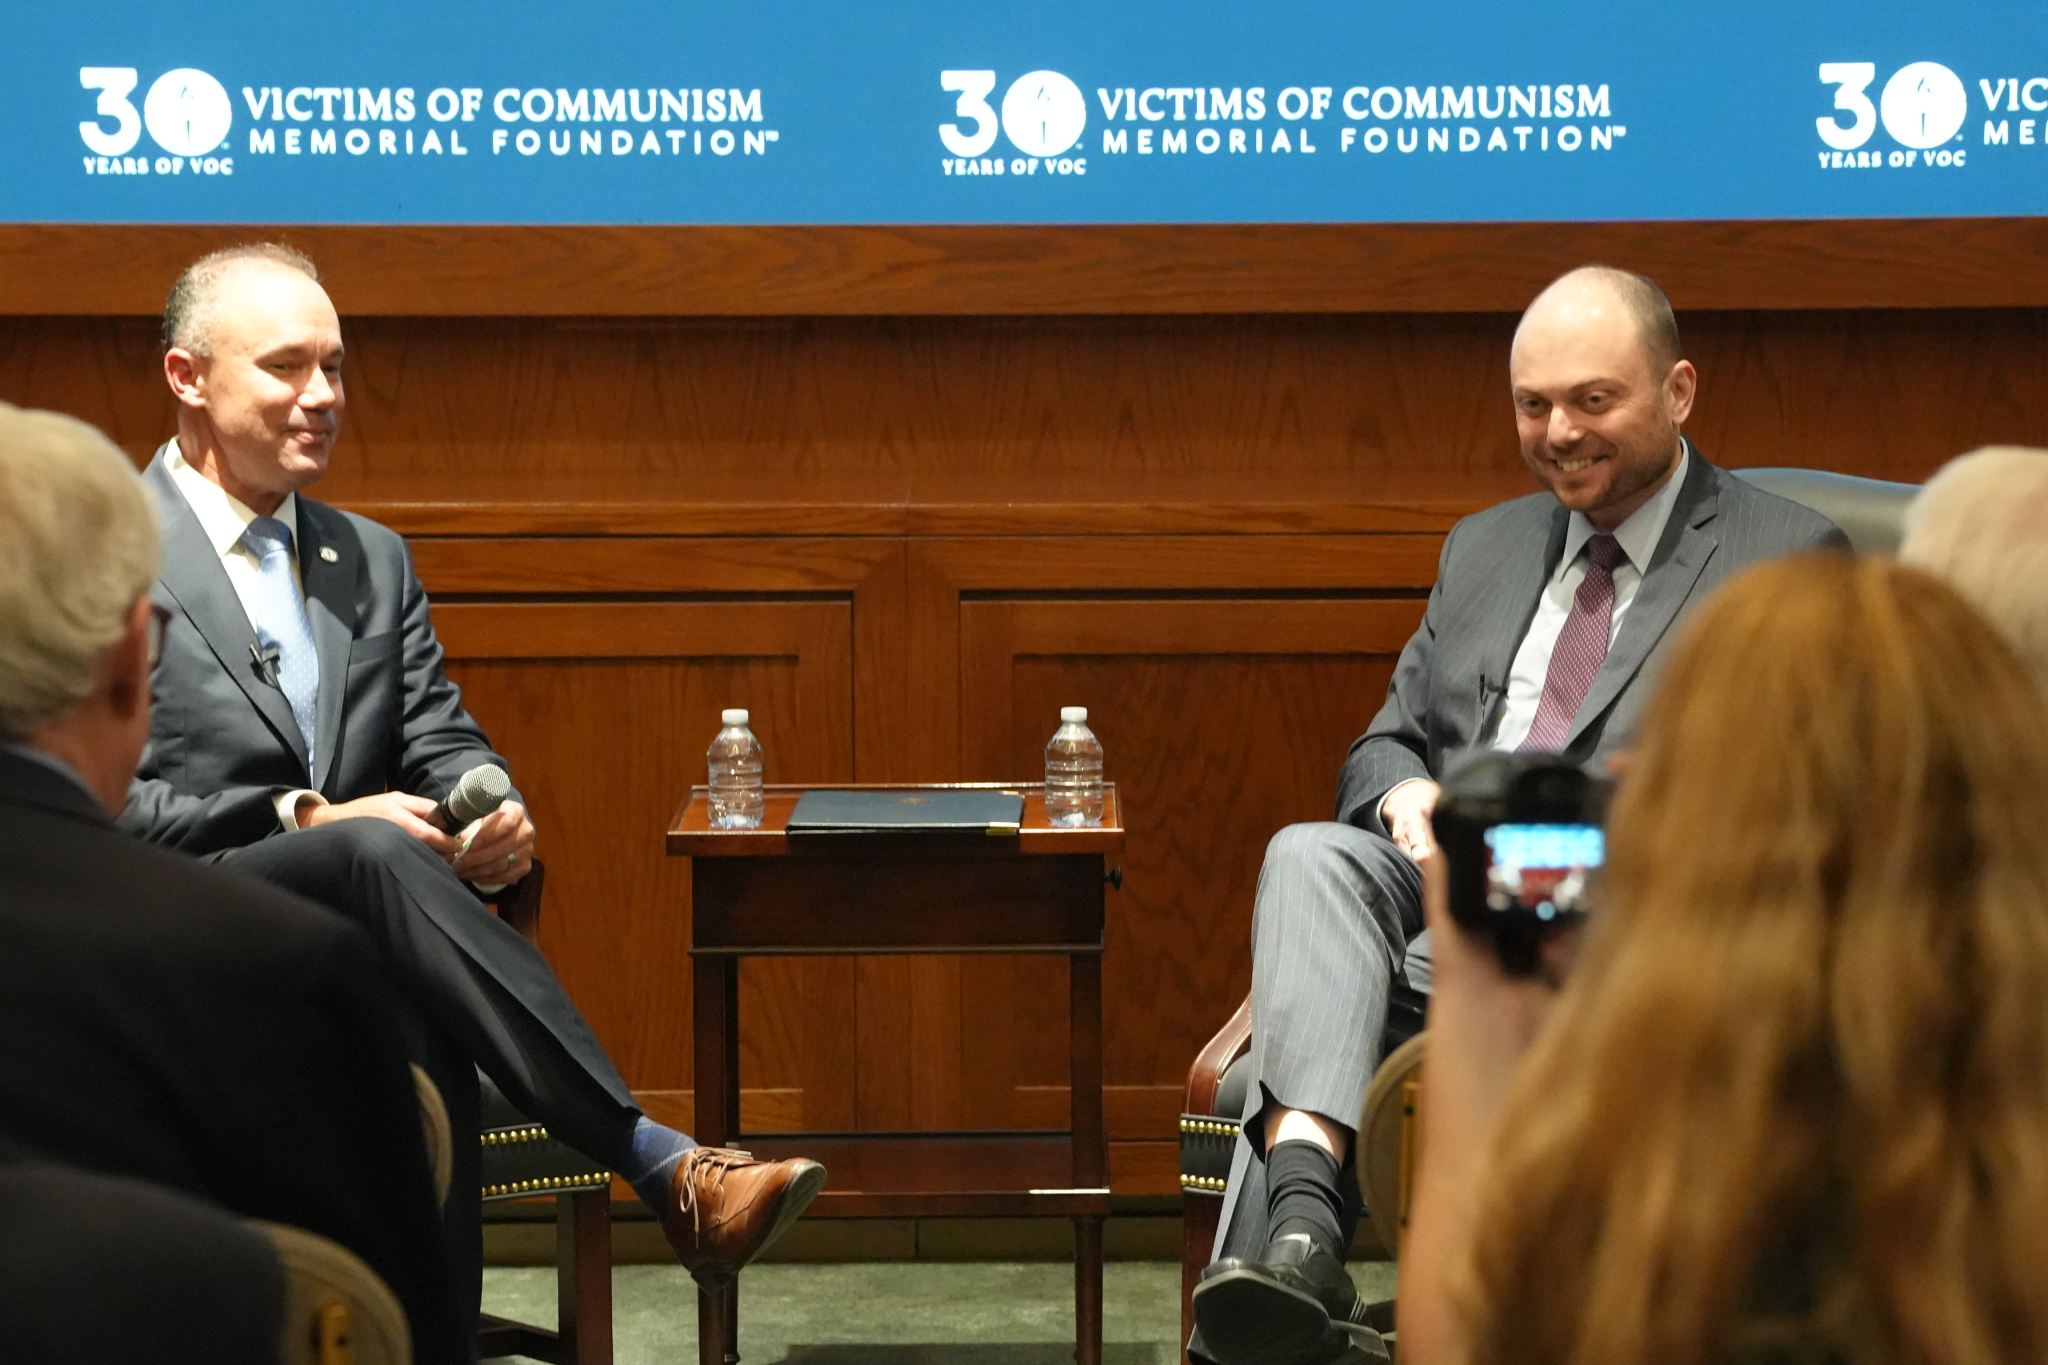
[1191,268,1847,1365]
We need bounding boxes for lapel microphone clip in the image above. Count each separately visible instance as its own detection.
[249,641,282,688]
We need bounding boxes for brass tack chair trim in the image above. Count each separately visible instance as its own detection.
[480,1125,550,1147]
[1177,1118,1236,1137]
[1178,1174,1228,1192]
[480,1171,610,1199]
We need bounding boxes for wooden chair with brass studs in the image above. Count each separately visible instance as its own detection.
[473,859,616,1365]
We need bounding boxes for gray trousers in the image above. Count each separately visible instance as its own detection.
[1210,821,1432,1263]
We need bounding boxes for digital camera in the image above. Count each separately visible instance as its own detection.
[1431,751,1612,977]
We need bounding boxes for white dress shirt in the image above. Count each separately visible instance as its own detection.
[1488,442,1689,751]
[163,447,324,829]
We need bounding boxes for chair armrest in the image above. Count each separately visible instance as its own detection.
[1183,993,1253,1118]
[1181,993,1255,1199]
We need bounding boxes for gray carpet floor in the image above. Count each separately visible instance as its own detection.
[483,1260,1398,1364]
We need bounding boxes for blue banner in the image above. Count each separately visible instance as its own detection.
[7,2,2044,225]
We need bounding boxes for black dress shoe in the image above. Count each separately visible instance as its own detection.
[1192,1238,1387,1365]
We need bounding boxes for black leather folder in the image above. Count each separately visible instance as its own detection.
[786,789,1024,835]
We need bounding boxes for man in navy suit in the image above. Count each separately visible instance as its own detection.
[1192,267,1847,1365]
[119,244,823,1308]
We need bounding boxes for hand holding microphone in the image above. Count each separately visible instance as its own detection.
[432,763,535,886]
[427,762,511,833]
[301,762,533,882]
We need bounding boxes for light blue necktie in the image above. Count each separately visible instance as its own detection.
[242,516,319,767]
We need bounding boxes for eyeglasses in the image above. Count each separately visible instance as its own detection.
[147,602,171,666]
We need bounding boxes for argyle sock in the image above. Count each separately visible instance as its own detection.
[620,1117,698,1213]
[1265,1139,1346,1260]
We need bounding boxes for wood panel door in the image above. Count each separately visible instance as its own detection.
[954,597,1427,1176]
[429,596,859,1135]
[888,533,1437,1187]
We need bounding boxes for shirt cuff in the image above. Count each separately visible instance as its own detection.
[276,788,327,831]
[1377,777,1433,829]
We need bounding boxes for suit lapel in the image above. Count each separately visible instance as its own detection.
[295,501,357,794]
[1563,451,1721,750]
[1471,503,1570,734]
[143,450,310,773]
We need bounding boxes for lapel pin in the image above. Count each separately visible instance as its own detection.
[318,546,338,563]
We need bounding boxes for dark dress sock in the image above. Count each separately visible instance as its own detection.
[1265,1139,1346,1260]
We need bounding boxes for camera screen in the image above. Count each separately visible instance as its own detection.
[1483,822,1604,920]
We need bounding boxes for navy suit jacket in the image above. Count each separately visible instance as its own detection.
[121,445,515,853]
[0,746,466,1362]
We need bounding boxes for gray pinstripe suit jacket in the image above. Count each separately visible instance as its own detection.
[1336,446,1846,834]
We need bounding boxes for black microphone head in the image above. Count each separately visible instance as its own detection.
[446,763,511,826]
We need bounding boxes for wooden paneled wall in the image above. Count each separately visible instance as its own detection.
[4,223,2044,1196]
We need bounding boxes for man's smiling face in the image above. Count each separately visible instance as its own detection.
[1509,274,1694,533]
[171,260,345,514]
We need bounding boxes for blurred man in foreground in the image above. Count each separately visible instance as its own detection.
[0,399,466,1361]
[1901,444,2048,690]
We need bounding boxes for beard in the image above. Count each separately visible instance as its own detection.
[1529,417,1681,519]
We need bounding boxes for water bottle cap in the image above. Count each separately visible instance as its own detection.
[722,708,750,726]
[1060,706,1088,723]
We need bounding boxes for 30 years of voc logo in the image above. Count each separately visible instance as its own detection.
[1814,59,2048,170]
[936,67,1627,181]
[80,67,237,175]
[939,70,1091,176]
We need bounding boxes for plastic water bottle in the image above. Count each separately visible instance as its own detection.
[706,708,765,829]
[1044,706,1105,827]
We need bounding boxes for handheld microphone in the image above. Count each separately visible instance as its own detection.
[428,762,511,833]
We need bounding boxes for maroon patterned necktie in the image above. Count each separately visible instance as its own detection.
[1519,533,1627,753]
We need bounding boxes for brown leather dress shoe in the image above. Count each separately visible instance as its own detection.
[661,1147,827,1288]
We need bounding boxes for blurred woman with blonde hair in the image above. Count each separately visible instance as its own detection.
[1400,553,2048,1365]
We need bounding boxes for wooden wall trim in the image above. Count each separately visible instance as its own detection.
[4,218,2044,317]
[904,534,1442,781]
[406,536,901,595]
[429,600,848,661]
[360,500,1476,539]
[410,535,912,788]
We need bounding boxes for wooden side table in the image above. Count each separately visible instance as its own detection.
[666,783,1125,1365]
